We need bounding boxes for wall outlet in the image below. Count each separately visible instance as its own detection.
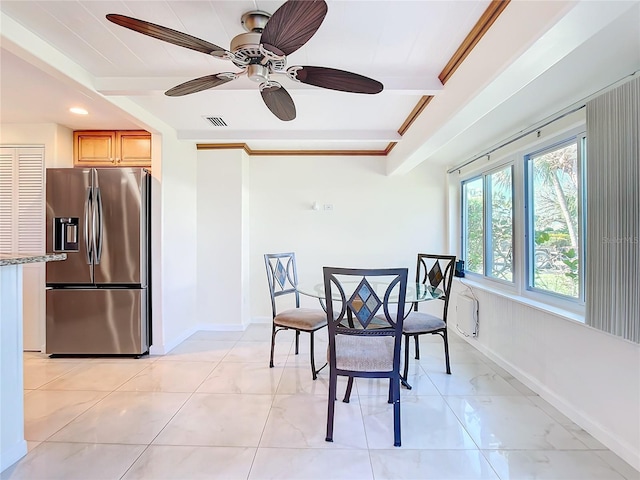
[323,204,333,211]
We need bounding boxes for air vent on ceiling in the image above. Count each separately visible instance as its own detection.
[204,116,228,127]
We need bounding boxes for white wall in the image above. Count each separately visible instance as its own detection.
[248,155,448,320]
[447,282,640,471]
[194,151,448,327]
[154,137,198,352]
[0,123,73,167]
[196,149,250,330]
[0,264,27,471]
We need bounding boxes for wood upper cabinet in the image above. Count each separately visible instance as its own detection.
[74,130,151,167]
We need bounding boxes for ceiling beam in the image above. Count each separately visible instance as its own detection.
[94,75,444,97]
[196,144,389,157]
[178,129,401,142]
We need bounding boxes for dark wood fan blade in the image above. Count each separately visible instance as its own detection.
[260,0,327,56]
[291,66,383,94]
[165,74,236,97]
[260,84,296,121]
[107,14,229,57]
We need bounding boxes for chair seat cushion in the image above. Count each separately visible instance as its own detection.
[335,335,395,372]
[402,312,446,334]
[274,308,327,331]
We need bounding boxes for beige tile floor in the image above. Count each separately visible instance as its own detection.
[3,324,639,480]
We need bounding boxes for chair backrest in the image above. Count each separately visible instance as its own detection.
[415,253,456,321]
[264,252,301,318]
[323,267,408,372]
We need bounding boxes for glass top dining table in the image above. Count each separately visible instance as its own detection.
[296,280,443,304]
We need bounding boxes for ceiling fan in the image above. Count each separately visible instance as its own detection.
[106,0,383,121]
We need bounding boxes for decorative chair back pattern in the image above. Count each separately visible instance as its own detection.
[415,254,456,321]
[264,252,301,317]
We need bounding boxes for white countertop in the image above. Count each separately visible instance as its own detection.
[0,253,66,267]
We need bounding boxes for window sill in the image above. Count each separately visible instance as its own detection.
[453,277,585,324]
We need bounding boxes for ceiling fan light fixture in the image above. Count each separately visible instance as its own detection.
[247,64,269,83]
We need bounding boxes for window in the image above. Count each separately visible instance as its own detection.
[462,166,513,281]
[526,138,583,299]
[460,129,585,307]
[462,177,483,274]
[488,167,514,281]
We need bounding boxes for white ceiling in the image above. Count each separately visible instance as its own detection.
[1,1,639,169]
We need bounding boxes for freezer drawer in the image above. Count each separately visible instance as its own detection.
[46,288,148,355]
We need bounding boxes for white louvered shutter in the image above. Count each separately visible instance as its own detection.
[0,148,16,254]
[17,149,45,254]
[0,147,44,254]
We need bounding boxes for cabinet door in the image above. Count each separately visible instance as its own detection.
[74,131,117,166]
[117,131,151,166]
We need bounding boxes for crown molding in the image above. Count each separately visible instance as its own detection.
[439,0,511,85]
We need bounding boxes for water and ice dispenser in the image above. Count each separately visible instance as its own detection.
[53,217,79,251]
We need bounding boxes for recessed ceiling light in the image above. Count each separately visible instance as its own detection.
[69,107,88,115]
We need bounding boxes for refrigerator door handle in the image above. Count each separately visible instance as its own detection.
[84,186,93,264]
[94,187,103,264]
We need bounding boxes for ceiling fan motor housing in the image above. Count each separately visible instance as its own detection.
[230,32,262,53]
[230,32,286,71]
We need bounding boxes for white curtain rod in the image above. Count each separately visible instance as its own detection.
[446,70,640,175]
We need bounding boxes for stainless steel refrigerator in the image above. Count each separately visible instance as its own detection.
[45,167,150,356]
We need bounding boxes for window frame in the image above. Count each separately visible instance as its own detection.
[486,163,515,284]
[524,135,586,303]
[459,125,586,315]
[461,175,485,277]
[461,162,515,287]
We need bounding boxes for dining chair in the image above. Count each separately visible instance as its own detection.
[403,253,456,378]
[323,266,408,447]
[264,252,327,380]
